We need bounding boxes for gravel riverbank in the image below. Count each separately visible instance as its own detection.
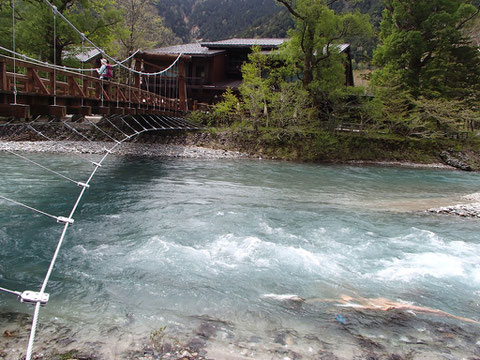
[427,192,480,218]
[0,140,250,159]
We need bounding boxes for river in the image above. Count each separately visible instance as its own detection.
[1,152,480,359]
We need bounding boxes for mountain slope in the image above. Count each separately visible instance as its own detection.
[156,0,282,42]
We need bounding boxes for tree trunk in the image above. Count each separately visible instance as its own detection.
[302,27,315,90]
[50,41,64,66]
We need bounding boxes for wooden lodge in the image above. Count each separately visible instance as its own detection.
[137,38,355,110]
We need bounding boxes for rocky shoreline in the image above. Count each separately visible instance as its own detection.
[427,192,480,218]
[0,140,250,160]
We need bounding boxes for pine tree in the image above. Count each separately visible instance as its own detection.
[372,0,480,100]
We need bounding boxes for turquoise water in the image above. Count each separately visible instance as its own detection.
[1,153,480,358]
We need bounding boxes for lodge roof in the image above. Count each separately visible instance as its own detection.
[143,38,350,58]
[144,38,288,57]
[143,43,225,56]
[201,38,287,49]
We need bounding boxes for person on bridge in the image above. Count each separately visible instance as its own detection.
[97,58,112,80]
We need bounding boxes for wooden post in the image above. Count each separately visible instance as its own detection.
[134,59,142,89]
[83,78,89,98]
[26,68,35,93]
[178,60,187,111]
[49,69,55,95]
[0,60,7,91]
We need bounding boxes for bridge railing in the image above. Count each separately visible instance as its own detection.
[0,54,182,118]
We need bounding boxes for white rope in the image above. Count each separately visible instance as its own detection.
[112,50,141,68]
[0,46,141,74]
[5,149,81,185]
[81,38,85,107]
[129,115,148,131]
[12,0,17,105]
[102,116,129,138]
[0,195,59,221]
[22,133,132,359]
[53,8,57,106]
[118,116,140,134]
[43,0,184,77]
[0,286,22,297]
[61,121,94,142]
[25,303,41,360]
[84,117,122,142]
[24,123,102,164]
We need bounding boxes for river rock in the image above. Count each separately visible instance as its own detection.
[439,150,479,171]
[428,203,480,217]
[186,337,206,352]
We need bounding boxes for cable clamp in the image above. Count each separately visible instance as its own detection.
[57,216,74,225]
[19,291,49,306]
[77,182,90,189]
[103,147,112,154]
[51,5,58,14]
[92,162,102,167]
[115,140,122,145]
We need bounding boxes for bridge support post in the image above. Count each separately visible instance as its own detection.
[91,106,109,115]
[0,60,7,91]
[110,108,125,115]
[178,61,187,112]
[67,106,92,116]
[0,104,30,119]
[49,105,67,117]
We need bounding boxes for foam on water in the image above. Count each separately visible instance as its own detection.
[2,156,480,358]
[377,252,466,281]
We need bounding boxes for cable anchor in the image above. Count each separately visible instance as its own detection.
[56,216,74,225]
[19,291,49,306]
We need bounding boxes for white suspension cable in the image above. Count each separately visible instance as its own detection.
[84,117,122,142]
[0,46,141,74]
[81,37,85,107]
[112,50,141,68]
[12,0,17,105]
[118,116,140,134]
[53,8,57,106]
[102,117,129,138]
[23,138,125,360]
[129,115,148,131]
[61,121,93,142]
[5,149,81,185]
[24,123,101,164]
[0,286,22,297]
[42,0,183,77]
[0,195,60,221]
[0,46,95,72]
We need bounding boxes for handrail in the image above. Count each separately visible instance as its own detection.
[0,54,180,113]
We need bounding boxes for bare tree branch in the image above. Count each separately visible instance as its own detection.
[276,0,305,20]
[456,7,480,30]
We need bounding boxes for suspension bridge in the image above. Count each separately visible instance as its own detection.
[0,0,205,358]
[0,52,188,118]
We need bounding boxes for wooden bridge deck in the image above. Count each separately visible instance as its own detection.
[0,54,186,119]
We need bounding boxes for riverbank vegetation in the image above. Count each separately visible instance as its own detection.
[189,0,480,168]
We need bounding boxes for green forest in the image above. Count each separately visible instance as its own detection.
[189,0,480,167]
[1,0,480,166]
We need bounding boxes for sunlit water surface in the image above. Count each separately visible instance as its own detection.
[1,153,480,359]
